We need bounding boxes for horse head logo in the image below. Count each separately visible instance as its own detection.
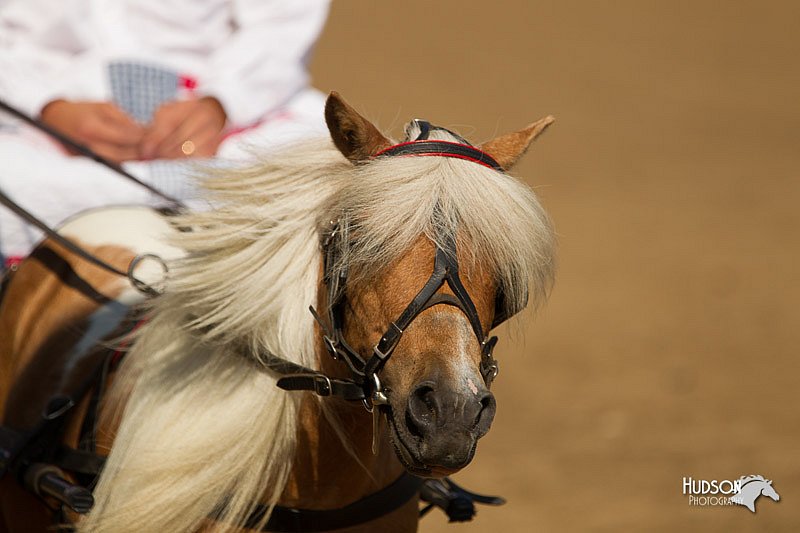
[732,475,780,513]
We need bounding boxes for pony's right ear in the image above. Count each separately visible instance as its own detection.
[325,92,392,163]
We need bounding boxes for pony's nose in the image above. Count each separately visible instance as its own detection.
[406,382,496,439]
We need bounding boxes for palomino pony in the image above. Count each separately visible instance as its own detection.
[0,93,555,532]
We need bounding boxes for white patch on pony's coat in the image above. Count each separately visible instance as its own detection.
[438,309,484,394]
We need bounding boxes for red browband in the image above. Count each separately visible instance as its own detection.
[374,140,504,172]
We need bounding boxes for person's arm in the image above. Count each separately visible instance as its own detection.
[139,0,329,160]
[0,2,144,162]
[197,0,330,127]
[139,97,226,160]
[0,1,77,116]
[40,100,145,163]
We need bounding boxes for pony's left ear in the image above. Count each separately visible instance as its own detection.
[325,92,392,163]
[479,116,555,170]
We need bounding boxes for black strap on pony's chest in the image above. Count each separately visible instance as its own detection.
[244,472,423,532]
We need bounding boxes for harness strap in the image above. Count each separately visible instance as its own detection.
[265,351,366,401]
[53,446,106,477]
[275,374,365,401]
[242,472,423,532]
[365,234,488,381]
[375,140,503,172]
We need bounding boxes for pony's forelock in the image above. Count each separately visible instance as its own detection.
[324,128,555,313]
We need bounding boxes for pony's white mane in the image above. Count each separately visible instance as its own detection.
[81,127,555,533]
[82,143,349,533]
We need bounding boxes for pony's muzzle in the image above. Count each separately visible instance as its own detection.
[404,381,496,469]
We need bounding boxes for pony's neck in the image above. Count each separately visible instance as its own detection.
[276,326,405,510]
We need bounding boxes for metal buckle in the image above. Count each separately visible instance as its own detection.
[370,373,389,406]
[480,358,499,385]
[480,337,500,385]
[372,344,389,360]
[322,220,339,248]
[362,372,389,412]
[487,362,499,381]
[313,375,332,396]
[323,335,339,360]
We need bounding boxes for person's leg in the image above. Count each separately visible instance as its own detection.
[0,130,155,259]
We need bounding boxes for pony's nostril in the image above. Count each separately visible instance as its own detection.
[479,393,494,411]
[405,411,423,439]
[473,392,496,433]
[406,384,437,437]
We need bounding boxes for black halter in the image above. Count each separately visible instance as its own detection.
[272,121,521,408]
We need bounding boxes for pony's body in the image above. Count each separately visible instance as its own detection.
[0,94,555,532]
[0,207,182,531]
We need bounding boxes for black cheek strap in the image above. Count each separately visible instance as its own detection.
[364,234,488,382]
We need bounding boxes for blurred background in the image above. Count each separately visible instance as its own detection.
[311,1,799,531]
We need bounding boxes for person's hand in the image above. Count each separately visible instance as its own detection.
[140,97,227,160]
[40,100,145,163]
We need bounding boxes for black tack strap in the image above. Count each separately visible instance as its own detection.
[275,374,365,401]
[374,140,504,172]
[244,472,424,532]
[261,350,365,401]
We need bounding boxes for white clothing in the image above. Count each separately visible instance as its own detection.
[0,0,331,259]
[0,0,330,125]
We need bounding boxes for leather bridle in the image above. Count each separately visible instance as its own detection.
[272,122,525,418]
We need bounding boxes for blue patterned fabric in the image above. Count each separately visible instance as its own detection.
[108,61,178,123]
[108,61,200,198]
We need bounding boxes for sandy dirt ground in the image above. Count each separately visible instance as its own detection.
[311,2,800,531]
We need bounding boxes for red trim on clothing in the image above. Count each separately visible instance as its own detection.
[179,75,198,91]
[4,256,23,269]
[221,110,293,141]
